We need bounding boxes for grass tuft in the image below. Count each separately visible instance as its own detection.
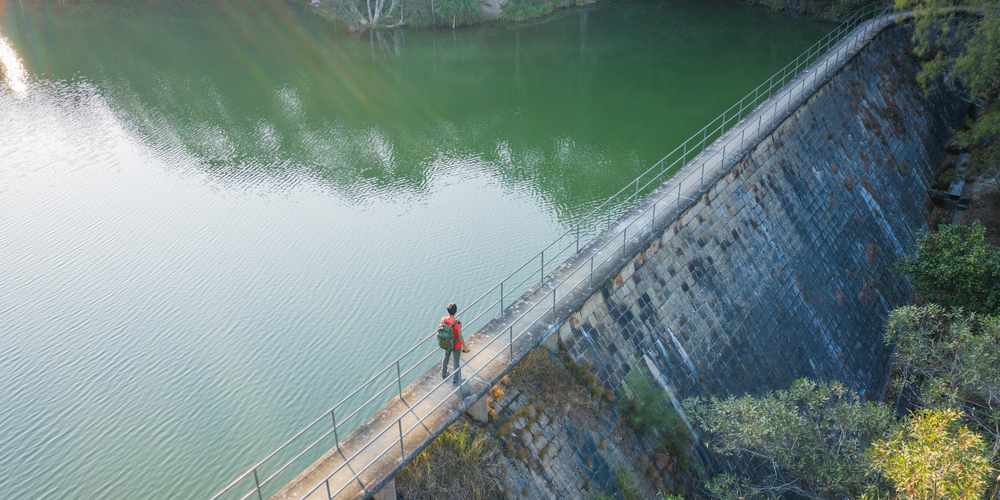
[496,422,511,438]
[616,467,643,500]
[616,367,691,465]
[489,386,505,401]
[508,349,594,420]
[395,422,503,500]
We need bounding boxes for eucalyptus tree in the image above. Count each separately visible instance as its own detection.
[884,305,1000,462]
[315,0,483,30]
[684,379,896,499]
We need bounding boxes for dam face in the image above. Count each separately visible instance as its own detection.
[252,17,968,500]
[556,24,965,401]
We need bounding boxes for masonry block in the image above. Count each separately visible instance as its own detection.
[467,396,488,423]
[542,330,560,353]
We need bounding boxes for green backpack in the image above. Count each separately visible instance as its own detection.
[436,319,455,350]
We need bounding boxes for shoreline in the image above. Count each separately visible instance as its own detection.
[302,0,878,33]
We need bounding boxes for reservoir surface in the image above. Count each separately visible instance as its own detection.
[0,1,833,498]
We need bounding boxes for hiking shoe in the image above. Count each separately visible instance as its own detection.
[452,378,465,386]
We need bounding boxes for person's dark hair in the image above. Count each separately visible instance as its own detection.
[447,303,457,315]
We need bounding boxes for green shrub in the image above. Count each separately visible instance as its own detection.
[656,493,683,500]
[894,222,1000,316]
[616,467,643,500]
[616,366,690,461]
[497,0,579,22]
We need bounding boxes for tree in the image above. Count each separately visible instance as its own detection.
[894,222,1000,316]
[884,304,1000,462]
[868,408,994,500]
[684,379,896,499]
[317,0,405,31]
[315,0,482,30]
[894,0,1000,181]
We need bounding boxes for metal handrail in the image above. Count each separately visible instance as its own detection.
[209,4,894,499]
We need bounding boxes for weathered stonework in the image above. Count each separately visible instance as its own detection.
[557,25,964,405]
[398,20,969,500]
[481,355,703,499]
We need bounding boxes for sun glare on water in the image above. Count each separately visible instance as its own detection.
[0,34,28,95]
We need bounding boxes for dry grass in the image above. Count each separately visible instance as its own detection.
[395,422,503,500]
[507,349,594,420]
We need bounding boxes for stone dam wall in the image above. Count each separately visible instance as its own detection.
[462,21,970,499]
[554,24,965,405]
[268,18,968,500]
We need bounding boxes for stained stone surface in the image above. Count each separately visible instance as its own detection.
[558,24,964,405]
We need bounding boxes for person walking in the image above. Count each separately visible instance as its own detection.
[440,302,471,385]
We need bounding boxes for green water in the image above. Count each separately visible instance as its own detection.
[0,1,833,498]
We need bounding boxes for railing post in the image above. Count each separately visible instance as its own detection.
[589,255,594,289]
[253,469,263,500]
[398,419,405,459]
[540,251,544,283]
[576,224,580,254]
[326,480,332,500]
[396,361,403,401]
[331,409,340,451]
[500,282,504,315]
[552,286,557,325]
[622,228,627,260]
[509,325,513,361]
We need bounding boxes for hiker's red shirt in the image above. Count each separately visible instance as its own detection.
[442,316,461,349]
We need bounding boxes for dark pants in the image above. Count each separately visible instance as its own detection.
[442,348,461,384]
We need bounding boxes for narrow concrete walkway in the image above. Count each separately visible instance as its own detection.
[270,11,902,500]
